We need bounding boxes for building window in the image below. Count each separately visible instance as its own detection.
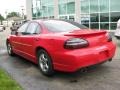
[100,13,109,22]
[59,0,75,15]
[90,13,99,22]
[80,0,120,30]
[110,0,120,11]
[81,0,90,13]
[67,0,75,14]
[110,12,120,22]
[31,0,120,31]
[90,0,99,13]
[81,14,90,28]
[59,3,67,15]
[100,0,109,12]
[32,0,54,19]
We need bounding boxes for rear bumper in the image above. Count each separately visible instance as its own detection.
[53,42,116,72]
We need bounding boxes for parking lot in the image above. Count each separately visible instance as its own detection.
[0,28,120,90]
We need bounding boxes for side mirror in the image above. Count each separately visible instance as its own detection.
[11,31,18,35]
[15,31,18,35]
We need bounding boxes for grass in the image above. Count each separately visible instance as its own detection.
[0,68,22,90]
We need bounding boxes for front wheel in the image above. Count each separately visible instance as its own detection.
[7,42,14,56]
[37,49,54,76]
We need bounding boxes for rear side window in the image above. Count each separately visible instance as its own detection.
[26,22,41,34]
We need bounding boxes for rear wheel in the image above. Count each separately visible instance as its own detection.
[7,42,14,56]
[37,49,54,76]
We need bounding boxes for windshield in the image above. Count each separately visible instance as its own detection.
[43,20,88,32]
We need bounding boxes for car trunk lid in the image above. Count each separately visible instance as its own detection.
[64,30,108,47]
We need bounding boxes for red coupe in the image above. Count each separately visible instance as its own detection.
[6,20,116,76]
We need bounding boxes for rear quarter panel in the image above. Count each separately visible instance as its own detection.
[33,34,69,63]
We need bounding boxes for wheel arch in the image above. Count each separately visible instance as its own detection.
[35,46,55,76]
[35,46,51,58]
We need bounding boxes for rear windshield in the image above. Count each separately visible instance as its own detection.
[43,20,88,32]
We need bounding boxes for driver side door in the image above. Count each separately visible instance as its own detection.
[11,22,29,54]
[19,22,41,62]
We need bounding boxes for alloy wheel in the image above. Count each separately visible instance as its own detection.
[39,53,49,72]
[37,49,54,76]
[7,43,12,55]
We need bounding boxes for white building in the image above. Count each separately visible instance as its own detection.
[26,0,120,31]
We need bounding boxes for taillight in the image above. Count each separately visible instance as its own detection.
[64,38,89,49]
[107,33,112,42]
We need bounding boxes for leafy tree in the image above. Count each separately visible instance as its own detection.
[0,14,4,24]
[0,14,4,20]
[7,12,20,18]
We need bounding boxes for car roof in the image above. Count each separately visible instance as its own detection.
[30,19,70,23]
[30,19,88,29]
[28,19,77,23]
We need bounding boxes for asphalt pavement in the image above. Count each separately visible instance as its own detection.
[0,28,120,90]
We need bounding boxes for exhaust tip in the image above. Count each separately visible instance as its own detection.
[108,58,112,62]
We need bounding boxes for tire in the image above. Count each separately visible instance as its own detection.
[115,35,120,39]
[7,42,15,56]
[116,36,120,39]
[37,49,54,76]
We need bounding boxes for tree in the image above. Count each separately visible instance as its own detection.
[0,14,4,24]
[0,14,4,20]
[7,12,20,18]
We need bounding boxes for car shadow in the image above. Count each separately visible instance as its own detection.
[9,54,111,83]
[0,47,115,84]
[54,64,110,82]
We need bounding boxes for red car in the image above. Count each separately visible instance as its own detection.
[6,20,116,76]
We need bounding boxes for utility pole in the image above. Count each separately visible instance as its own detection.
[21,6,25,20]
[5,10,8,27]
